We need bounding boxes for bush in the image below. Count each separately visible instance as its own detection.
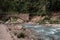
[0,0,46,16]
[17,32,26,38]
[38,19,60,24]
[37,20,46,24]
[49,20,60,24]
[0,17,9,22]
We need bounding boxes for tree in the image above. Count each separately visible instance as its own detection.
[46,0,60,12]
[0,0,46,16]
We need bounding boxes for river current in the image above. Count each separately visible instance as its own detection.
[23,23,60,40]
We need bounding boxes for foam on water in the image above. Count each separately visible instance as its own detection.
[23,23,60,40]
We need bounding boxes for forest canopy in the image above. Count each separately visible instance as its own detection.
[46,0,60,12]
[0,0,45,16]
[0,0,60,15]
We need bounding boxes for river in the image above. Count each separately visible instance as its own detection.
[23,23,60,40]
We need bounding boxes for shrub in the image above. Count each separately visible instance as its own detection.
[17,32,26,38]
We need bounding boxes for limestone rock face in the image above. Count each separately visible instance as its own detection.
[0,24,13,40]
[17,19,24,23]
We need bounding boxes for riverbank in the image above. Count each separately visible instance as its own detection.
[0,23,60,40]
[44,24,60,27]
[27,22,60,27]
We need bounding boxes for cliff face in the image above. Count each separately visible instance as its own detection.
[0,24,13,40]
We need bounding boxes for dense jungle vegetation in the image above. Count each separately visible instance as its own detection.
[0,0,60,23]
[0,0,60,15]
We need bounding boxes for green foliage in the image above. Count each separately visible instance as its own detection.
[38,16,60,24]
[48,20,60,24]
[0,17,9,22]
[38,19,60,24]
[38,20,46,24]
[0,0,60,23]
[46,0,60,12]
[0,0,60,15]
[0,13,9,22]
[0,0,46,16]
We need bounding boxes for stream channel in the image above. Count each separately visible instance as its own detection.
[23,23,60,40]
